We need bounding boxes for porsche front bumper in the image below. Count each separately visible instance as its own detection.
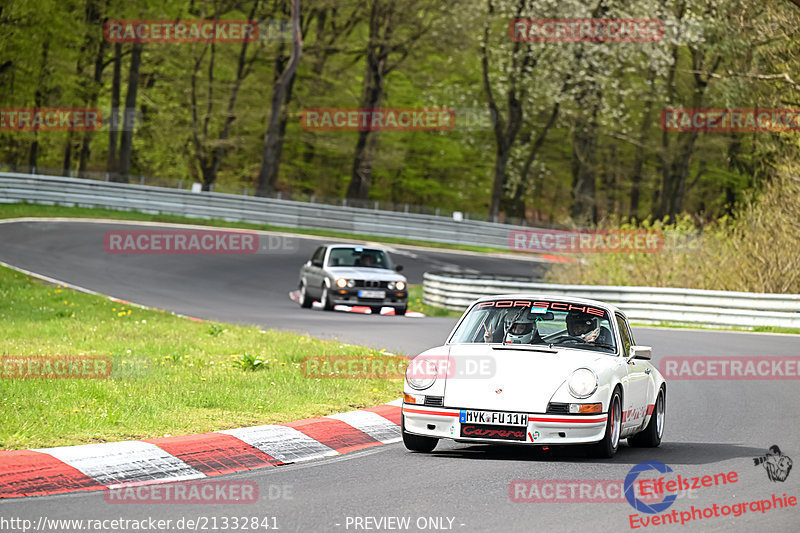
[402,404,609,445]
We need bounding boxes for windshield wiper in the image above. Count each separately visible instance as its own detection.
[492,344,557,354]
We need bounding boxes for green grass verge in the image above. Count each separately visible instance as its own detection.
[0,202,524,256]
[630,321,800,335]
[406,285,463,318]
[0,265,405,450]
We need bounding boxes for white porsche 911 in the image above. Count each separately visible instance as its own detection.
[402,295,666,458]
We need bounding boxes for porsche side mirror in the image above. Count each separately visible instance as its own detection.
[395,265,404,272]
[630,345,652,360]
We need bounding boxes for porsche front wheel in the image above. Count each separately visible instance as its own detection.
[593,389,621,458]
[628,387,665,448]
[401,415,438,452]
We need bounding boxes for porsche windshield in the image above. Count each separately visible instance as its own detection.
[449,299,616,354]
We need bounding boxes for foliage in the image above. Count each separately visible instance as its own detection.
[545,164,800,293]
[1,0,800,225]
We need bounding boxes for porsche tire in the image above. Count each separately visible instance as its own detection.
[628,387,665,448]
[401,415,438,452]
[592,388,622,458]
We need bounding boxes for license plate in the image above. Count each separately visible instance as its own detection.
[459,410,528,426]
[358,290,385,299]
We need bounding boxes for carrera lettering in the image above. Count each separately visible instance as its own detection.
[461,424,526,441]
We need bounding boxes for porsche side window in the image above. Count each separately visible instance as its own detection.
[616,314,632,356]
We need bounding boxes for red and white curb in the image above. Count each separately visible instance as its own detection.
[288,290,425,317]
[0,401,402,499]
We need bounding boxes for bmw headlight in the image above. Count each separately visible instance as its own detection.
[335,278,348,288]
[406,357,437,390]
[568,368,598,399]
[395,281,406,291]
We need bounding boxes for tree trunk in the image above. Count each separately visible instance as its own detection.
[570,78,601,224]
[62,130,74,175]
[629,77,655,220]
[347,81,384,200]
[77,0,108,178]
[256,0,303,196]
[117,42,143,182]
[517,100,561,220]
[570,114,598,224]
[345,0,395,201]
[28,41,50,173]
[107,42,122,180]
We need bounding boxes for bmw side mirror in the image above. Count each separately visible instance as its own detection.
[395,265,404,272]
[630,345,652,360]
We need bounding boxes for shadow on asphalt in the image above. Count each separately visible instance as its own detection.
[426,441,765,466]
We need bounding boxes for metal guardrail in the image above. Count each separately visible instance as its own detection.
[0,172,532,248]
[423,272,800,328]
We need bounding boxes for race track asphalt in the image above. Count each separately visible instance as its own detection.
[1,219,798,533]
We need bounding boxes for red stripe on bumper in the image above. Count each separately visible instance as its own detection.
[0,450,104,498]
[145,433,282,476]
[284,418,380,454]
[402,407,460,417]
[646,404,655,415]
[530,416,607,424]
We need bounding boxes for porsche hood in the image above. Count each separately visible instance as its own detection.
[436,344,608,412]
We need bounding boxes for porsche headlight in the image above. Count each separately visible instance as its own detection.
[335,278,348,288]
[406,358,437,390]
[568,368,598,399]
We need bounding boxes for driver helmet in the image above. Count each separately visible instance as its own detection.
[566,310,596,337]
[504,316,537,344]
